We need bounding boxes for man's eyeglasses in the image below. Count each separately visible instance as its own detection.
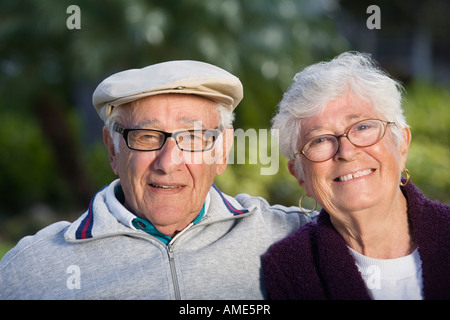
[295,119,395,162]
[114,124,221,152]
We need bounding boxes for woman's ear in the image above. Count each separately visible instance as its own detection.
[400,126,412,168]
[288,159,306,188]
[287,159,296,177]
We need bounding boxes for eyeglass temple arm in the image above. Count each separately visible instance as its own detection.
[113,123,125,134]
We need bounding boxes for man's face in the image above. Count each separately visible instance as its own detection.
[104,94,230,236]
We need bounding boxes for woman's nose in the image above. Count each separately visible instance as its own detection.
[334,135,358,160]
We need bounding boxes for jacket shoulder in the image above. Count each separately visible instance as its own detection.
[0,221,72,299]
[0,221,70,269]
[235,193,318,227]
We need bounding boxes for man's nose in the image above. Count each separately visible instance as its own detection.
[152,138,184,173]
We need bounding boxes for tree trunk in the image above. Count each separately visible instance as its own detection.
[33,94,94,208]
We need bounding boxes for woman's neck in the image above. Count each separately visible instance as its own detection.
[330,191,415,259]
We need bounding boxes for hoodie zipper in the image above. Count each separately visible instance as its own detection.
[166,223,194,300]
[164,211,256,299]
[154,212,255,300]
[165,222,198,300]
[167,243,181,300]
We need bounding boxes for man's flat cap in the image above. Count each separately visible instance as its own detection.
[93,60,243,120]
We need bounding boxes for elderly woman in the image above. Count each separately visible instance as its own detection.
[263,52,450,299]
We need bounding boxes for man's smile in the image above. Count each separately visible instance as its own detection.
[149,183,184,190]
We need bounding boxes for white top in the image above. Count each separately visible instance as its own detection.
[349,247,424,300]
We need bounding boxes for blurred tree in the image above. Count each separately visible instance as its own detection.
[0,0,346,216]
[338,0,450,82]
[0,1,96,210]
[0,0,449,249]
[340,0,450,39]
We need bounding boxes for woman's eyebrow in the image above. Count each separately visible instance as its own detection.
[303,114,366,139]
[346,113,365,121]
[304,126,323,140]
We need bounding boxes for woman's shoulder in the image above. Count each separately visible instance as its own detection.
[405,182,450,218]
[406,182,450,248]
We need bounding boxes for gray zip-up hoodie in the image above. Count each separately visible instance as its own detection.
[0,179,315,300]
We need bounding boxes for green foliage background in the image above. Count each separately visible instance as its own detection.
[0,0,449,256]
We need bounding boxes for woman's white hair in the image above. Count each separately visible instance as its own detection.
[271,51,409,179]
[102,98,234,153]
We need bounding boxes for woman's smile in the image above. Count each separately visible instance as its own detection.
[333,168,375,182]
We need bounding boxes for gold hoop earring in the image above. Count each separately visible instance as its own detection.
[299,195,317,214]
[400,168,410,187]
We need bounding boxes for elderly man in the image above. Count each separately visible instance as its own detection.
[0,61,315,299]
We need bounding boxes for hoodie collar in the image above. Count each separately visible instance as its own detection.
[65,179,250,242]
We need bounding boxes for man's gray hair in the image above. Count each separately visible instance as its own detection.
[271,51,409,179]
[103,100,234,153]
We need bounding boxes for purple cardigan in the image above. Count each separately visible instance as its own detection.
[263,182,450,299]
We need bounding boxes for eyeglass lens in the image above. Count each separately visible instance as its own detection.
[302,119,387,162]
[127,129,217,151]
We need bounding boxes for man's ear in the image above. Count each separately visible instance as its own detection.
[103,126,118,175]
[215,127,234,176]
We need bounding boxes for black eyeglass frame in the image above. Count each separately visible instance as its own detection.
[295,119,395,162]
[113,123,221,152]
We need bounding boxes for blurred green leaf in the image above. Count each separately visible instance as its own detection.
[0,1,448,247]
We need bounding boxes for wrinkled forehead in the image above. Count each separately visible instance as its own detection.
[301,93,377,129]
[117,93,220,128]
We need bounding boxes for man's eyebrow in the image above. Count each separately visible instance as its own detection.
[134,117,207,129]
[135,119,159,129]
[178,117,207,128]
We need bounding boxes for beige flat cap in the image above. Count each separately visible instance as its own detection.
[92,60,243,120]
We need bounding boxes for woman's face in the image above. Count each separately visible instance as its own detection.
[290,93,411,216]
